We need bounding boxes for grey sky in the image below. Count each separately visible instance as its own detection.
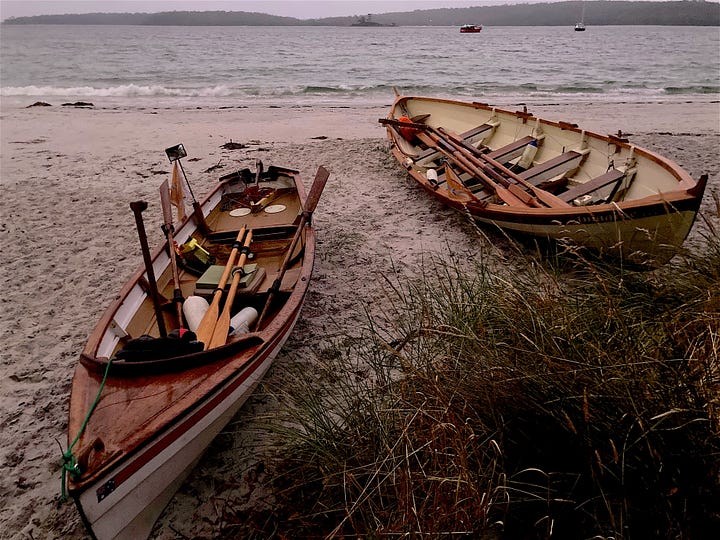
[0,1,512,21]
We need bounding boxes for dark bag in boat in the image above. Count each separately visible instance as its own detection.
[115,329,203,362]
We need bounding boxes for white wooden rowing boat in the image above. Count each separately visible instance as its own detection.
[382,92,707,266]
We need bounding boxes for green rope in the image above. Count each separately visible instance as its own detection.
[61,357,114,501]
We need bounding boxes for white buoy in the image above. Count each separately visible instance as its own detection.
[426,168,438,184]
[183,296,209,333]
[229,306,258,335]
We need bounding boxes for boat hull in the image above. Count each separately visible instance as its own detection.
[73,307,301,539]
[384,94,706,266]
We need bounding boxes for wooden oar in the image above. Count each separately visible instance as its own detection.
[425,130,542,207]
[437,127,571,208]
[380,118,529,206]
[416,130,529,207]
[195,226,247,349]
[255,165,329,330]
[208,230,253,349]
[130,201,167,338]
[159,180,185,328]
[380,117,566,208]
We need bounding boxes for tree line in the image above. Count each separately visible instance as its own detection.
[3,1,719,26]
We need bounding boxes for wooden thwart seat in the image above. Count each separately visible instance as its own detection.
[518,151,583,185]
[558,169,626,203]
[484,136,536,164]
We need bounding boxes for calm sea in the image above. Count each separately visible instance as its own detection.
[1,24,718,109]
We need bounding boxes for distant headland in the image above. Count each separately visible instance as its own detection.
[2,1,718,26]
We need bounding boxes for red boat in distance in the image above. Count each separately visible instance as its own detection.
[460,24,482,33]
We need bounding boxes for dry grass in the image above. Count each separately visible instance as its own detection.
[222,208,720,539]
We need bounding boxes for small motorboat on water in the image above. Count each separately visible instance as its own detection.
[380,91,707,266]
[63,149,328,540]
[460,24,482,33]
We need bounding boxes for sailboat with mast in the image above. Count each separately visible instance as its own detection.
[575,3,586,31]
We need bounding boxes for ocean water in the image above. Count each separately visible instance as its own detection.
[1,24,718,109]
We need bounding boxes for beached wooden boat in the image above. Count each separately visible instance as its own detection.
[63,153,328,540]
[381,93,707,266]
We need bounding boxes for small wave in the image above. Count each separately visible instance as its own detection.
[301,86,347,94]
[665,85,720,95]
[0,84,236,98]
[554,85,605,94]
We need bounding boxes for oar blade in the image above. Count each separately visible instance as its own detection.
[303,166,330,214]
[208,305,231,349]
[196,299,220,348]
[159,180,174,225]
[438,126,571,209]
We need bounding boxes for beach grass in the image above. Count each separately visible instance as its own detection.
[222,205,720,538]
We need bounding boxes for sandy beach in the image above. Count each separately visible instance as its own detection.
[1,98,718,539]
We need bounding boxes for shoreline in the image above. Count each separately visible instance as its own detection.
[2,96,718,151]
[0,100,718,539]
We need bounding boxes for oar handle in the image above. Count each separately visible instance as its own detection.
[208,231,253,349]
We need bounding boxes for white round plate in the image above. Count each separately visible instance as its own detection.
[264,204,286,214]
[229,207,251,217]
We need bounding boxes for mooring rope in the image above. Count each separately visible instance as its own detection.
[61,358,114,501]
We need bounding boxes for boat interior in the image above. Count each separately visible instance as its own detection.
[89,165,310,369]
[388,97,691,208]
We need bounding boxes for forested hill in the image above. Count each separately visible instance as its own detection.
[2,1,719,26]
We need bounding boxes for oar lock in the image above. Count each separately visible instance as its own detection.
[231,264,250,278]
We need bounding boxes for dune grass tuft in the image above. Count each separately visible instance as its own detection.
[223,211,720,538]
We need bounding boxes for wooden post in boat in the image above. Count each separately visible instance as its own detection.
[255,165,329,330]
[130,201,168,338]
[195,226,247,349]
[159,180,185,328]
[208,230,253,349]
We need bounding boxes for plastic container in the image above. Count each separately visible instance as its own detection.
[182,296,209,333]
[517,140,539,170]
[229,306,258,335]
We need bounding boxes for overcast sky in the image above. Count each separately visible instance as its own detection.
[0,1,524,21]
